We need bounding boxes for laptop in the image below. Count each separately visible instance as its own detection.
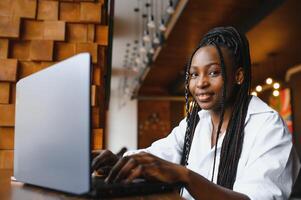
[13,53,181,198]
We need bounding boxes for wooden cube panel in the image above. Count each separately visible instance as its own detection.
[22,20,44,40]
[13,0,37,19]
[0,0,13,16]
[76,43,98,63]
[95,25,108,46]
[67,24,88,43]
[0,39,9,59]
[37,0,59,20]
[10,41,31,61]
[10,84,16,104]
[0,82,10,104]
[44,21,66,41]
[54,42,76,61]
[93,65,101,86]
[92,128,103,150]
[92,107,100,128]
[80,2,101,23]
[0,16,20,38]
[0,128,14,150]
[87,24,95,42]
[29,40,54,61]
[18,62,43,79]
[91,85,100,107]
[0,150,14,169]
[0,104,15,127]
[0,59,18,82]
[60,2,80,22]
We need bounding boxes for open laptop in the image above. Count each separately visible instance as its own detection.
[14,53,181,198]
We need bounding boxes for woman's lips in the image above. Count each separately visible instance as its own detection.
[196,93,214,102]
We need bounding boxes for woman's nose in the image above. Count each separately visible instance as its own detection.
[196,75,209,88]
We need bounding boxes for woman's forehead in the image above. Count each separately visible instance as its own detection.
[191,45,234,68]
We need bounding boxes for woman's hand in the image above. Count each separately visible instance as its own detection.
[105,152,189,184]
[92,150,119,175]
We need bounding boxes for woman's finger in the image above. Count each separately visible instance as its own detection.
[105,156,129,183]
[124,164,144,183]
[92,150,117,171]
[114,157,139,182]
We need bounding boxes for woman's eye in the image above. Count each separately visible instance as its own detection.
[190,72,198,79]
[208,71,220,77]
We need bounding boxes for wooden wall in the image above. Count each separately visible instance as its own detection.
[138,100,185,149]
[0,0,110,169]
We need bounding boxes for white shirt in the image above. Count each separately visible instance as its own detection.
[126,96,300,200]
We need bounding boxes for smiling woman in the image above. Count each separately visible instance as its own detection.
[93,26,300,200]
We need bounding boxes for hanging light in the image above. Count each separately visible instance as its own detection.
[139,42,147,54]
[273,82,280,89]
[166,0,175,14]
[143,30,151,43]
[159,19,166,32]
[273,90,279,97]
[147,15,156,29]
[266,77,273,85]
[149,45,155,55]
[251,91,257,96]
[255,85,262,92]
[153,33,160,45]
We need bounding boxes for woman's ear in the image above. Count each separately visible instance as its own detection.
[235,68,244,85]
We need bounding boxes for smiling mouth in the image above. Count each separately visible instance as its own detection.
[196,93,214,102]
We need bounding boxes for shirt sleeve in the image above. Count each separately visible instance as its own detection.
[233,112,300,200]
[124,118,187,164]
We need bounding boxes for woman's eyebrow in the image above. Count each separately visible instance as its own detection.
[190,62,220,69]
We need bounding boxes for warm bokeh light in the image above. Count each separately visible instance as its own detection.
[251,91,257,96]
[255,85,262,92]
[273,90,279,97]
[266,78,273,85]
[273,82,280,89]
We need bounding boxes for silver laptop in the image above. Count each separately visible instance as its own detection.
[14,53,91,195]
[14,53,181,197]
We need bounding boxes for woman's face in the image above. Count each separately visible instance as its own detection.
[188,45,238,111]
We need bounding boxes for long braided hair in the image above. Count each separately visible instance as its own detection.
[180,26,252,189]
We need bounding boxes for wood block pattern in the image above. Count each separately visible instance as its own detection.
[0,59,18,82]
[54,42,76,61]
[0,104,15,127]
[76,43,98,63]
[92,128,103,150]
[92,107,100,128]
[29,40,54,61]
[18,62,44,79]
[60,2,80,22]
[0,82,10,104]
[95,25,108,46]
[80,2,101,23]
[0,0,109,164]
[10,41,31,61]
[13,0,37,19]
[37,0,59,20]
[0,128,14,150]
[0,0,13,17]
[0,150,14,169]
[22,20,44,40]
[44,21,66,41]
[0,16,20,38]
[0,39,9,59]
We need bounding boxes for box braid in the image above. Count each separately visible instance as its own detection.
[180,26,252,190]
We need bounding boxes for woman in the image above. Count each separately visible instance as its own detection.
[92,26,300,200]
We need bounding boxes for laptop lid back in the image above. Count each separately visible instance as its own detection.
[14,53,91,195]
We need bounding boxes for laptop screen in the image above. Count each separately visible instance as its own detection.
[14,53,92,195]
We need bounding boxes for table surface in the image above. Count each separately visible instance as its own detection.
[0,170,183,200]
